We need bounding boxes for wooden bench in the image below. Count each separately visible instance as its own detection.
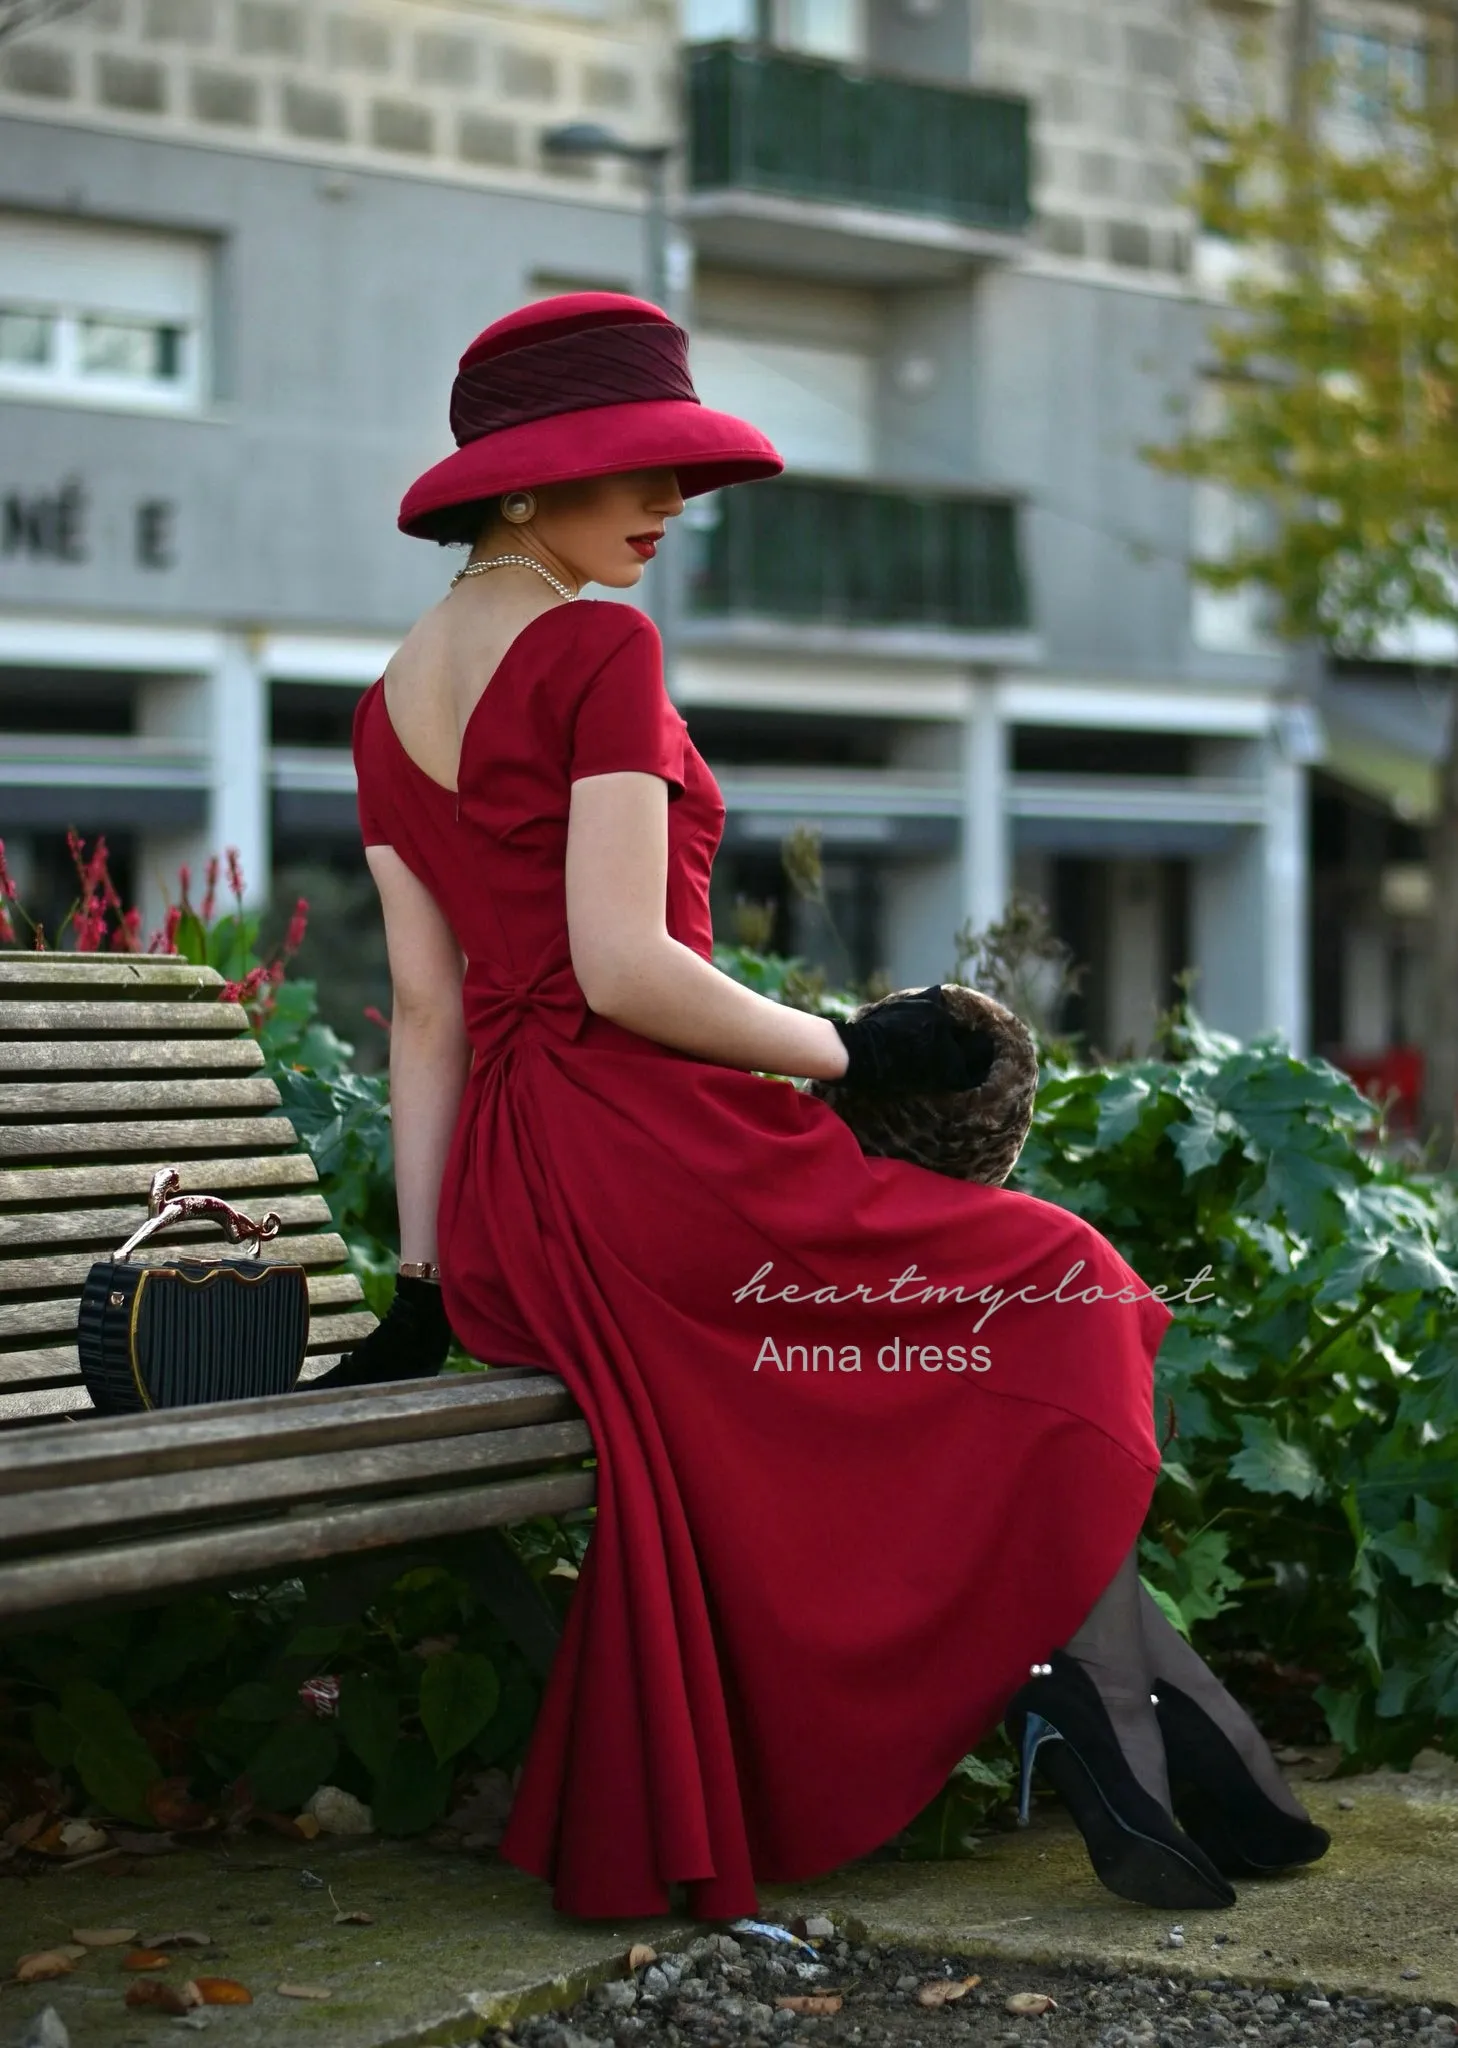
[0,953,595,1669]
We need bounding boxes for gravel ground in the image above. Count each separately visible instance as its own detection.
[492,1924,1458,2048]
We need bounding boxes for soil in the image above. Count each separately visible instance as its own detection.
[497,1926,1458,2048]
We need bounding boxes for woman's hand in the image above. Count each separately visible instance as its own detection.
[830,987,996,1095]
[308,1277,454,1391]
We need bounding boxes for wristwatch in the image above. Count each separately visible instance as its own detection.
[397,1260,442,1284]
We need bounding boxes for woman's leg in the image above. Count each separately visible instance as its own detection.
[1138,1584,1310,1819]
[1059,1537,1171,1812]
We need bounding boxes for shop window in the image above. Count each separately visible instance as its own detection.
[0,211,209,412]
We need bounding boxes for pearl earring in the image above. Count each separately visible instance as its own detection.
[501,490,536,524]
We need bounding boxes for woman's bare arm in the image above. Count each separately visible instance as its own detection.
[366,845,473,1260]
[565,772,852,1080]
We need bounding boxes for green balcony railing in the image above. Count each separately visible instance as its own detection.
[687,477,1028,634]
[687,41,1030,233]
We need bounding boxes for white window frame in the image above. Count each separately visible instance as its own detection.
[0,300,203,412]
[0,213,210,416]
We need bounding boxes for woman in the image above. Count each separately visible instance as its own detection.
[320,292,1328,1922]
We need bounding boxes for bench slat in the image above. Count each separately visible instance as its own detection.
[0,959,224,991]
[0,1077,283,1118]
[0,1310,379,1386]
[0,1374,578,1491]
[0,1039,266,1075]
[1,1419,593,1549]
[1,1232,351,1294]
[0,1152,320,1208]
[0,1467,597,1621]
[0,1193,332,1251]
[0,1270,362,1343]
[0,1116,297,1161]
[0,1001,245,1034]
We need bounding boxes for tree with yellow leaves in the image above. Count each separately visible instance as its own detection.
[1145,56,1458,1156]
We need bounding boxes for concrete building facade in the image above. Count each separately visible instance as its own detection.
[0,0,1429,1058]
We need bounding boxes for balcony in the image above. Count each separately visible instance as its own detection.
[684,41,1031,285]
[684,475,1032,657]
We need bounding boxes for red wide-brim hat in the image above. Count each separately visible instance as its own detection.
[398,292,783,537]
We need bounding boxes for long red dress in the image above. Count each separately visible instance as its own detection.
[353,598,1170,1924]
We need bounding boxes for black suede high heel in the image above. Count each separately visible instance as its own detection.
[1004,1649,1237,1910]
[1154,1677,1331,1876]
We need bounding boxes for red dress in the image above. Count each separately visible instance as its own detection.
[353,598,1170,1923]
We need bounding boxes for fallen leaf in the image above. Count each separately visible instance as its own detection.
[71,1929,138,1948]
[256,1811,309,1841]
[123,1950,173,1972]
[27,1824,67,1856]
[918,1977,981,2007]
[775,1996,843,2015]
[1006,1993,1057,2017]
[57,1820,109,1856]
[277,1983,333,2000]
[294,1813,321,1840]
[16,1952,78,1984]
[192,1977,253,2005]
[145,1779,211,1833]
[3,1812,50,1847]
[125,1980,192,2014]
[333,1911,373,1926]
[142,1932,209,1950]
[627,1944,657,1970]
[107,1829,179,1857]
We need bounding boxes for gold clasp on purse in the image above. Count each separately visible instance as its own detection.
[112,1165,282,1263]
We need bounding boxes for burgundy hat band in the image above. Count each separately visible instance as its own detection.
[450,320,699,447]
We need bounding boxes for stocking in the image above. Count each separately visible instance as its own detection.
[1138,1584,1311,1819]
[1058,1537,1171,1812]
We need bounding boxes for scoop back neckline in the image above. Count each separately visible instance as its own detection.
[374,600,580,797]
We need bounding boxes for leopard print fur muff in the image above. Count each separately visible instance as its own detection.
[806,984,1039,1185]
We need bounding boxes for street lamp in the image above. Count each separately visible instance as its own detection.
[539,121,690,699]
[539,123,676,311]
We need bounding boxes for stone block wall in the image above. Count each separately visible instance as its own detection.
[0,0,678,198]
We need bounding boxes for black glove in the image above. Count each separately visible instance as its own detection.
[830,985,997,1096]
[307,1275,454,1391]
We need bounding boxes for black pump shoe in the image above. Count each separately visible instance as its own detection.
[1154,1677,1331,1877]
[1004,1649,1237,1910]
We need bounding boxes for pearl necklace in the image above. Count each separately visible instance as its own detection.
[450,553,577,602]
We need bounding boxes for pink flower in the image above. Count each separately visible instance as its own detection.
[226,847,245,901]
[201,854,219,923]
[110,907,143,954]
[164,904,182,952]
[0,902,13,945]
[284,896,308,956]
[75,897,107,953]
[178,863,192,907]
[363,1005,392,1035]
[0,839,18,902]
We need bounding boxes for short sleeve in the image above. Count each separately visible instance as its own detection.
[353,683,393,847]
[567,610,687,801]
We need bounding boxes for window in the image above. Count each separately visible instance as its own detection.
[0,212,209,412]
[681,0,862,60]
[689,331,875,476]
[1318,23,1425,148]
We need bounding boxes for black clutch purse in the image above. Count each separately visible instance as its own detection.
[77,1167,311,1416]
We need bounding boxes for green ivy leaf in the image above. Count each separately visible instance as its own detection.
[31,1701,76,1769]
[1228,1416,1325,1500]
[216,1681,295,1723]
[58,1682,162,1823]
[370,1738,454,1836]
[245,1718,339,1812]
[419,1652,501,1765]
[338,1672,400,1779]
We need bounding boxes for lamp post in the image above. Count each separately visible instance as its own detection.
[540,121,689,700]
